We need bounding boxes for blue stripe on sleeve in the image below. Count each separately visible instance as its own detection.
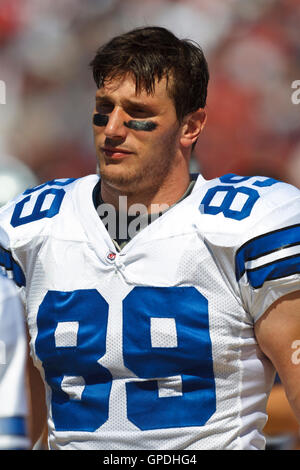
[235,224,300,281]
[0,417,27,436]
[0,247,26,287]
[246,254,300,289]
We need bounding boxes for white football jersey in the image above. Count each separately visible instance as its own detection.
[0,273,29,450]
[0,173,299,450]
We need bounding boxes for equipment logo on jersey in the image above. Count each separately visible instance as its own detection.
[107,252,116,261]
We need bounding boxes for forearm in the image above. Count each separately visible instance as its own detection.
[264,384,300,435]
[255,291,300,425]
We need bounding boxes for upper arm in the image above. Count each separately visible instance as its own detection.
[255,290,300,421]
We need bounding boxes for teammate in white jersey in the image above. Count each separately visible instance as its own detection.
[0,273,29,450]
[0,155,38,450]
[0,26,299,450]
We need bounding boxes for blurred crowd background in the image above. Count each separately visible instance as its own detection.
[0,0,299,187]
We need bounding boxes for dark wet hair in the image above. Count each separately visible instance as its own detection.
[90,26,209,122]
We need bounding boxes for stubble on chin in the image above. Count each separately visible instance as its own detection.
[99,162,147,194]
[99,153,175,197]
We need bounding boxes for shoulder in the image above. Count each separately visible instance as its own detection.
[0,175,99,247]
[191,174,300,320]
[191,173,300,243]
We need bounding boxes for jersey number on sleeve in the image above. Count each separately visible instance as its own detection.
[200,174,278,221]
[10,179,74,227]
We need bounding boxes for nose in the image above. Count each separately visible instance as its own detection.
[103,107,127,140]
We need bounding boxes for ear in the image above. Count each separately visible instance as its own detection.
[180,109,207,148]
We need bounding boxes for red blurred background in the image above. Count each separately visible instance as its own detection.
[0,0,299,186]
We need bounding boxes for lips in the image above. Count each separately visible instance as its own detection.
[101,147,133,159]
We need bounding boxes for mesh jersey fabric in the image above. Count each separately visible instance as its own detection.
[0,173,299,449]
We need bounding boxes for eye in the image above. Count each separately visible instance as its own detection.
[96,101,113,114]
[128,109,146,118]
[127,106,154,119]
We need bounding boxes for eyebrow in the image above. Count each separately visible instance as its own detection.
[95,96,156,112]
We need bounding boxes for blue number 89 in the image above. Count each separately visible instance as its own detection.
[11,179,75,228]
[200,174,278,221]
[35,286,216,432]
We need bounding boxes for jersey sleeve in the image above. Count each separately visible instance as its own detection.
[0,275,29,450]
[0,177,78,295]
[199,175,300,323]
[234,182,300,322]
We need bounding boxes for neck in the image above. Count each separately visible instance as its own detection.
[100,163,190,214]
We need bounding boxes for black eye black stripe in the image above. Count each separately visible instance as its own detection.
[93,114,108,126]
[124,120,157,131]
[93,114,157,131]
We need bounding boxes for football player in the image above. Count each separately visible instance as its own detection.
[0,26,299,450]
[0,155,44,449]
[0,273,29,450]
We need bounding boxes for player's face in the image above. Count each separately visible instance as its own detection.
[93,74,183,196]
